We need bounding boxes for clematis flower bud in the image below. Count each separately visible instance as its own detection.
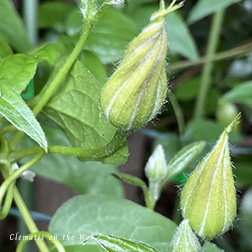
[170,219,201,252]
[145,144,167,182]
[180,115,240,239]
[101,0,183,131]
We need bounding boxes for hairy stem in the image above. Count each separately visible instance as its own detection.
[194,9,225,118]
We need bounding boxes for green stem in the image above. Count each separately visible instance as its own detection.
[11,132,126,161]
[16,231,65,252]
[0,169,15,219]
[167,92,185,135]
[33,21,93,117]
[14,189,50,252]
[170,40,252,72]
[147,182,161,210]
[111,172,153,209]
[11,145,108,161]
[0,125,17,135]
[0,152,44,213]
[194,9,225,118]
[142,185,152,210]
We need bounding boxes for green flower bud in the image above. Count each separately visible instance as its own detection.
[101,1,183,131]
[170,219,201,252]
[180,115,240,239]
[144,144,168,209]
[145,144,167,182]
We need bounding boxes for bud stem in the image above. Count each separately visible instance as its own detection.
[148,181,162,210]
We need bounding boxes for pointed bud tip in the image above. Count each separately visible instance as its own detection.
[171,219,201,252]
[225,112,241,134]
[151,0,184,22]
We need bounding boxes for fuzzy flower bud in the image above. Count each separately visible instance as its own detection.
[180,115,240,239]
[170,219,201,252]
[101,1,183,131]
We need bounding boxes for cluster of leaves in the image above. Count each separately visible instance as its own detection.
[1,0,252,251]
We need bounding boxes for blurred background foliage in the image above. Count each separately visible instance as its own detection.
[1,0,252,251]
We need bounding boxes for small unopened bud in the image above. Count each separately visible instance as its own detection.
[11,163,36,182]
[180,115,240,239]
[101,1,183,131]
[11,163,19,172]
[145,144,167,182]
[145,144,167,208]
[21,170,36,182]
[170,219,201,252]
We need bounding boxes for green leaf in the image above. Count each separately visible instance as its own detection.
[0,54,37,94]
[222,81,252,108]
[202,242,224,252]
[19,125,123,197]
[124,4,157,31]
[87,234,158,252]
[175,78,200,101]
[0,80,47,150]
[49,195,177,252]
[66,9,83,36]
[0,40,13,59]
[165,141,206,180]
[85,6,139,64]
[39,2,75,32]
[55,35,107,83]
[43,60,128,164]
[188,0,241,24]
[19,121,124,195]
[31,44,59,65]
[165,12,199,61]
[34,158,124,197]
[184,118,242,143]
[233,161,252,188]
[0,0,31,52]
[80,50,107,84]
